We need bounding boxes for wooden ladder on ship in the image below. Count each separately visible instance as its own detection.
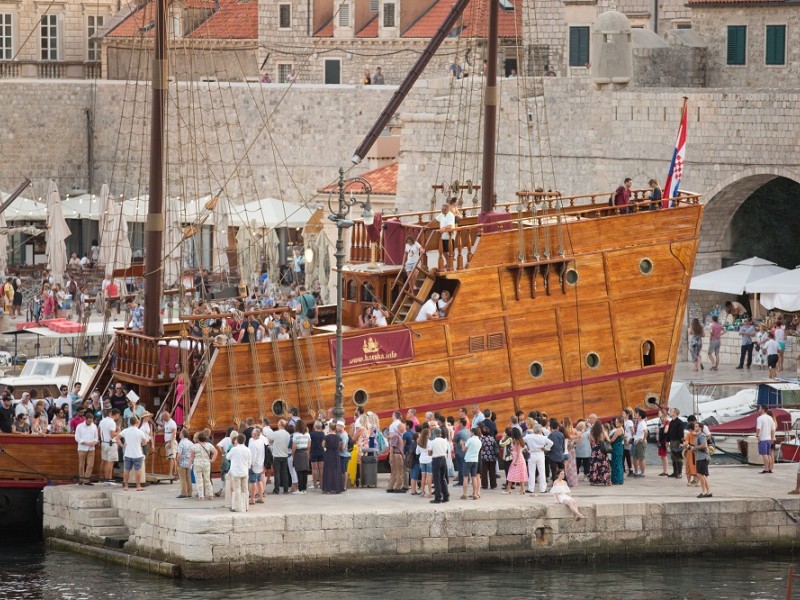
[390,265,436,324]
[83,338,116,395]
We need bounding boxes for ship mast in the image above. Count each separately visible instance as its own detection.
[479,0,499,214]
[143,0,168,337]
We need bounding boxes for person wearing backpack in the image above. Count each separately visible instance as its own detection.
[612,177,632,213]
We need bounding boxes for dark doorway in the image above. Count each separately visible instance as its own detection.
[503,57,517,77]
[324,59,341,84]
[730,177,800,268]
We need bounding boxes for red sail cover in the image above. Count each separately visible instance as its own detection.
[329,329,414,370]
[708,408,794,435]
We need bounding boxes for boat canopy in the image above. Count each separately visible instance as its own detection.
[708,407,794,434]
[757,382,800,408]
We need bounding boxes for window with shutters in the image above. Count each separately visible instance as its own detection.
[383,3,395,27]
[726,25,746,65]
[87,15,104,61]
[279,4,291,28]
[468,336,485,353]
[40,14,59,61]
[338,3,350,27]
[277,63,293,83]
[765,25,786,65]
[568,26,589,67]
[0,14,12,60]
[370,0,378,11]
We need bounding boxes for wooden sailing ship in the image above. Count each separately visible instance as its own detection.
[0,0,703,501]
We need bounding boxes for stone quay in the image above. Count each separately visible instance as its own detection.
[43,462,800,579]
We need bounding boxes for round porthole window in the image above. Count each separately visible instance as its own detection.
[529,361,544,378]
[353,389,369,406]
[639,258,653,275]
[644,393,660,408]
[432,377,447,394]
[565,269,579,285]
[271,399,287,416]
[585,352,600,369]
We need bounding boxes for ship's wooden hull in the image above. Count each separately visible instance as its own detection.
[188,204,703,428]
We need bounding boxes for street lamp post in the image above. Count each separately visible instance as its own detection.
[328,167,374,420]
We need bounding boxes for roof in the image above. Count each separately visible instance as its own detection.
[187,0,257,39]
[314,18,333,37]
[356,15,379,38]
[687,0,785,5]
[319,162,398,195]
[106,0,244,39]
[403,0,521,39]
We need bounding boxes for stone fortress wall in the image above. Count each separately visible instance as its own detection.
[0,75,799,277]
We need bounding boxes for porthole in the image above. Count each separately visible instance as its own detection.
[529,361,544,378]
[271,399,287,416]
[644,393,660,409]
[639,258,653,275]
[585,352,600,369]
[433,377,448,394]
[564,269,579,285]
[353,389,368,406]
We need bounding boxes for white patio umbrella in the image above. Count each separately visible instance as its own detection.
[0,209,7,277]
[97,184,115,271]
[690,257,788,295]
[236,221,260,288]
[265,228,280,286]
[749,267,800,312]
[100,198,132,278]
[45,181,71,283]
[163,202,183,289]
[1,193,47,221]
[212,197,230,273]
[229,197,314,229]
[314,232,331,304]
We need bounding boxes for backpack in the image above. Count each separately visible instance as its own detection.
[375,430,388,453]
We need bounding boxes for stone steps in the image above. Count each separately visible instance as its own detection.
[91,525,130,537]
[74,498,113,509]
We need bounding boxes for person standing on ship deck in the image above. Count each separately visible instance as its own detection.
[435,203,456,269]
[613,178,633,213]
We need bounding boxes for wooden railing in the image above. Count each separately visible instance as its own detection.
[114,331,183,384]
[349,189,701,264]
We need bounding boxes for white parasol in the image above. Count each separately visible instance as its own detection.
[100,195,132,278]
[45,180,71,284]
[265,228,280,287]
[314,232,331,304]
[164,201,183,289]
[212,197,230,273]
[236,221,260,289]
[690,257,788,295]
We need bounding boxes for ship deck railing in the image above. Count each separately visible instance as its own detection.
[349,189,701,270]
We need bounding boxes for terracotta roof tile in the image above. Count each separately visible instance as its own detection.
[107,0,258,40]
[687,0,783,4]
[355,15,378,38]
[187,0,258,39]
[319,162,398,195]
[314,18,333,37]
[403,0,521,39]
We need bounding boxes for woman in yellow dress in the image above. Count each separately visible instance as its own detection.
[683,421,697,486]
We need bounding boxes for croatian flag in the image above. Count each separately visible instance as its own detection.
[663,98,688,204]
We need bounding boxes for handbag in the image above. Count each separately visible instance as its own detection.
[599,440,612,454]
[522,448,531,461]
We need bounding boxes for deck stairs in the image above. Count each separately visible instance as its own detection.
[391,266,436,324]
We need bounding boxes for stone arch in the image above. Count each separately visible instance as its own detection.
[699,166,800,256]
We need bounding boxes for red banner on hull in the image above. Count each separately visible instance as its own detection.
[329,329,415,370]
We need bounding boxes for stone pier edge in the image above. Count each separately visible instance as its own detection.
[43,487,800,580]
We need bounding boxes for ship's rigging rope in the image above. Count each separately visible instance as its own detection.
[248,325,268,422]
[225,331,242,426]
[305,334,325,415]
[290,326,315,419]
[269,333,290,419]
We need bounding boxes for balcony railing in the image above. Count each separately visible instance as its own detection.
[0,60,102,80]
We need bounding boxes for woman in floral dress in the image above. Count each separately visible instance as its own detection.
[588,421,611,486]
[505,428,528,495]
[562,417,579,488]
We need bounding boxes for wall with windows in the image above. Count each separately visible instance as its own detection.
[691,6,797,87]
[0,0,112,77]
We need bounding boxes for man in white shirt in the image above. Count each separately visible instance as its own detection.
[415,293,439,322]
[266,420,291,494]
[388,411,403,435]
[371,301,389,327]
[632,408,648,477]
[427,428,450,503]
[471,404,485,431]
[763,332,781,379]
[524,424,553,493]
[755,404,776,474]
[15,392,34,421]
[435,203,456,268]
[403,236,424,291]
[74,412,99,485]
[117,415,148,491]
[98,408,121,483]
[162,410,178,477]
[227,434,252,512]
[248,428,267,504]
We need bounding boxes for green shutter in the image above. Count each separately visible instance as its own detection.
[766,25,786,65]
[727,25,746,65]
[569,26,590,67]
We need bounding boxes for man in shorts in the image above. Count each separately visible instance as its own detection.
[706,315,724,371]
[755,404,775,474]
[98,408,121,483]
[162,410,178,477]
[632,408,648,477]
[118,415,148,491]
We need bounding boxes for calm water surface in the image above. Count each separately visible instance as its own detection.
[0,542,794,599]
